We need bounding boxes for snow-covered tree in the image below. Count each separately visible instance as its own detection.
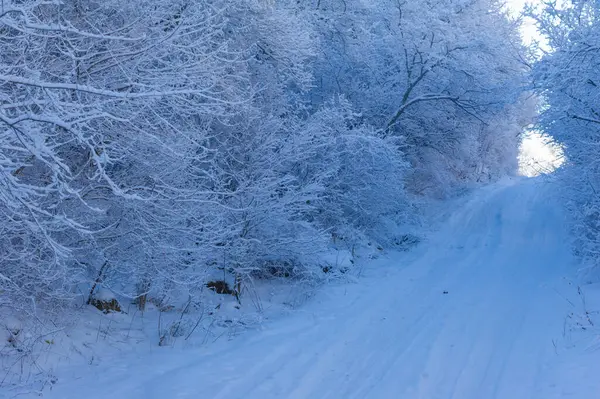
[304,0,531,196]
[531,0,600,274]
[0,0,531,330]
[0,0,251,312]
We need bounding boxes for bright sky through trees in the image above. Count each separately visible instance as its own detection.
[506,0,541,45]
[505,0,565,176]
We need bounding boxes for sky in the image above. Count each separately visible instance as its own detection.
[505,0,542,45]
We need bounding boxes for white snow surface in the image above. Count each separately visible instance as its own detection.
[8,177,600,399]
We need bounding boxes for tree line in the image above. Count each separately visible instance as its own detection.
[0,0,530,318]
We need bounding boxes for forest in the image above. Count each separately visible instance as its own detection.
[1,0,600,394]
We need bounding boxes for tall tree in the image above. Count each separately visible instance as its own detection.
[532,0,600,274]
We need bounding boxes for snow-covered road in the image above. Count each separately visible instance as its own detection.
[40,178,599,398]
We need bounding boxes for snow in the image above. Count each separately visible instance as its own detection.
[4,177,600,399]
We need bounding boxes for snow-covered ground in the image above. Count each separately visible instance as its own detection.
[5,177,600,399]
